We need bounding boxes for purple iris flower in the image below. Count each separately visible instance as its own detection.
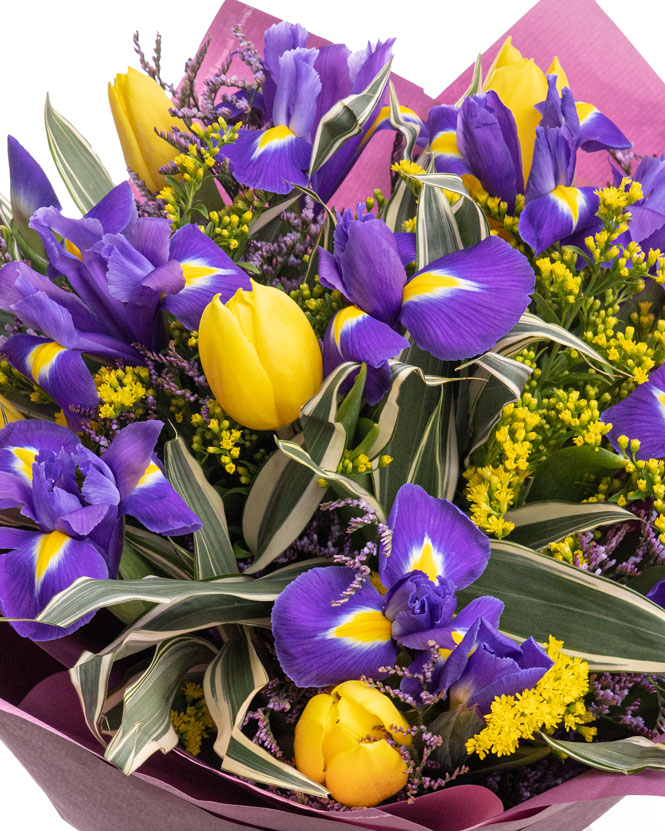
[457,92,524,212]
[272,483,497,687]
[0,182,250,423]
[401,617,552,713]
[647,577,665,609]
[518,78,604,253]
[222,22,393,197]
[0,419,199,641]
[320,208,534,403]
[611,154,665,252]
[600,363,665,460]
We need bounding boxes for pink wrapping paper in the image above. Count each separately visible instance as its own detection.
[3,1,665,828]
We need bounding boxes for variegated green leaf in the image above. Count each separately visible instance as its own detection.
[370,359,459,509]
[243,363,359,575]
[125,526,194,580]
[164,436,237,579]
[308,60,392,175]
[451,186,490,247]
[204,629,328,796]
[67,559,320,744]
[465,351,533,458]
[382,175,418,235]
[249,193,300,239]
[277,438,385,520]
[505,501,635,549]
[105,635,216,774]
[538,733,665,774]
[495,312,612,369]
[44,94,114,213]
[416,163,463,267]
[35,566,319,629]
[455,54,483,106]
[458,539,665,672]
[387,80,420,161]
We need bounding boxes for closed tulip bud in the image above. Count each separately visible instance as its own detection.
[108,68,186,192]
[199,281,323,431]
[294,681,411,807]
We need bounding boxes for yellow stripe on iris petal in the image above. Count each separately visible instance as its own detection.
[254,124,296,156]
[64,239,83,260]
[551,185,581,225]
[362,105,420,146]
[136,462,161,488]
[430,132,460,157]
[11,446,37,481]
[333,306,366,349]
[407,537,444,583]
[576,102,596,124]
[181,261,219,288]
[438,629,466,660]
[333,609,392,643]
[35,529,70,587]
[28,342,66,382]
[403,272,480,304]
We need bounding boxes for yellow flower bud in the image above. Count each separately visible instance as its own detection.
[108,68,186,192]
[294,681,411,807]
[198,281,322,431]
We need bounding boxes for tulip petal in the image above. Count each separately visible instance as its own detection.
[381,484,490,591]
[163,224,251,329]
[223,126,311,194]
[0,529,108,640]
[198,293,282,430]
[576,102,631,153]
[399,236,534,360]
[325,740,408,807]
[601,364,665,460]
[272,566,396,687]
[2,334,98,422]
[519,184,599,254]
[293,693,334,783]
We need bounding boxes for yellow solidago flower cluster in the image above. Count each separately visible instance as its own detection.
[471,185,524,238]
[289,276,344,339]
[466,637,596,760]
[535,248,582,312]
[95,366,153,420]
[191,398,262,483]
[170,682,215,756]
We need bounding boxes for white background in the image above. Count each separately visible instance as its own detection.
[1,0,664,828]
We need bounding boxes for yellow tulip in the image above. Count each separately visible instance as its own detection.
[0,395,23,424]
[198,281,323,431]
[108,68,185,192]
[484,37,568,183]
[294,680,411,807]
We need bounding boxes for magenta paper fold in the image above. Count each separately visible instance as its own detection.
[0,623,663,831]
[199,0,665,206]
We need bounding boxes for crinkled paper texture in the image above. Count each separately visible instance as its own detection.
[2,0,665,827]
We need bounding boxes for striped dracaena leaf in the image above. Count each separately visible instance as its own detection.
[242,362,360,575]
[104,635,217,775]
[416,161,463,267]
[164,435,237,579]
[204,629,328,796]
[369,359,459,510]
[308,60,392,175]
[458,539,665,673]
[464,351,533,458]
[387,80,421,161]
[538,733,665,774]
[495,311,612,368]
[504,501,636,550]
[44,94,114,213]
[67,559,320,744]
[124,526,194,580]
[455,53,483,105]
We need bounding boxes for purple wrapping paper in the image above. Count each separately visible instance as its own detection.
[3,0,665,827]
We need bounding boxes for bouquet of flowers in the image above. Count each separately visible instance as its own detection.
[2,0,665,828]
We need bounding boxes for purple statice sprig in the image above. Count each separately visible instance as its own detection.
[589,671,662,739]
[133,31,173,92]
